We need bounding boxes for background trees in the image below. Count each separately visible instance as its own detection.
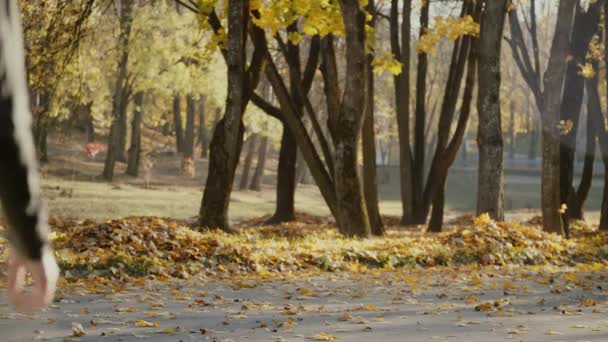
[21,0,607,239]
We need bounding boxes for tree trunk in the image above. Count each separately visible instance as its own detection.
[268,129,298,223]
[363,1,385,236]
[199,96,209,158]
[569,111,596,220]
[559,3,599,233]
[83,103,95,143]
[541,0,576,236]
[199,0,250,233]
[390,0,414,225]
[33,92,51,163]
[249,135,268,191]
[509,100,516,159]
[412,0,430,224]
[335,0,371,238]
[183,95,196,160]
[476,0,508,221]
[127,92,144,177]
[425,1,479,232]
[173,95,184,153]
[586,72,607,229]
[103,0,133,181]
[239,134,258,190]
[116,100,128,162]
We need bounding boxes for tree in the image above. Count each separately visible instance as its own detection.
[249,135,269,191]
[183,95,197,160]
[198,0,265,233]
[333,0,371,237]
[362,0,384,235]
[103,0,135,181]
[390,0,415,225]
[476,0,509,221]
[173,95,184,153]
[539,0,577,236]
[559,3,600,232]
[507,0,578,236]
[198,96,209,158]
[127,92,144,176]
[239,134,258,190]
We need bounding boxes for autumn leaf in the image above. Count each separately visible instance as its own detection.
[135,320,160,328]
[311,332,337,341]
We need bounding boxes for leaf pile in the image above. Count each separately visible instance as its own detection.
[3,214,608,280]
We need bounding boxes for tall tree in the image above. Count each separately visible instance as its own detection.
[103,0,134,181]
[476,0,509,220]
[335,0,371,237]
[390,0,414,225]
[127,92,144,177]
[362,0,384,235]
[173,95,184,153]
[249,135,269,191]
[559,3,599,233]
[540,0,577,236]
[239,134,258,190]
[198,0,265,233]
[183,95,196,160]
[198,96,209,158]
[507,0,578,235]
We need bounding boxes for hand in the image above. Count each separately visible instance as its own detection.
[7,247,59,312]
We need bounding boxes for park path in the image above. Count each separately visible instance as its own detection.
[1,266,608,342]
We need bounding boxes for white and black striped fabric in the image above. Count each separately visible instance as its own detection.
[0,0,50,261]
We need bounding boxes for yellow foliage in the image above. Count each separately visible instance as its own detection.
[417,15,480,54]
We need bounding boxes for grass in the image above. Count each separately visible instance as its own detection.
[42,177,407,222]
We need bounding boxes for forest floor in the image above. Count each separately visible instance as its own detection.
[0,215,608,341]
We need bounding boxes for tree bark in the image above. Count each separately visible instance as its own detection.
[569,110,596,220]
[476,0,508,221]
[127,92,144,177]
[198,96,208,158]
[183,95,196,160]
[412,0,430,224]
[83,102,95,142]
[541,0,576,236]
[509,100,516,159]
[335,0,371,238]
[199,0,251,233]
[116,100,128,162]
[559,3,599,233]
[249,135,268,191]
[425,1,479,231]
[103,0,133,181]
[390,0,414,225]
[363,0,384,236]
[239,134,258,190]
[586,76,608,230]
[268,129,298,223]
[173,95,184,153]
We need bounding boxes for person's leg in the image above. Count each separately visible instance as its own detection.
[0,0,58,312]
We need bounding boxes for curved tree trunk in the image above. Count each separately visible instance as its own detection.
[127,92,144,177]
[559,3,599,234]
[570,117,595,220]
[249,135,268,191]
[199,0,250,233]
